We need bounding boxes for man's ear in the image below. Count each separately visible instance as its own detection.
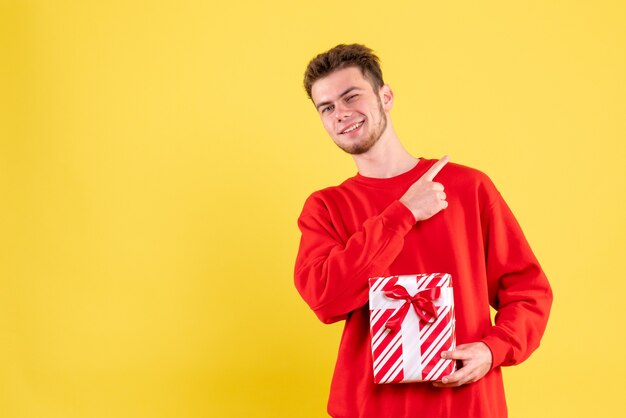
[380,84,394,111]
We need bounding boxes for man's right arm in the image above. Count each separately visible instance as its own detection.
[294,157,450,324]
[294,197,415,324]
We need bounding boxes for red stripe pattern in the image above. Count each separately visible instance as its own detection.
[369,273,456,383]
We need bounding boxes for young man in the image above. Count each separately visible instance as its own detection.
[294,44,552,417]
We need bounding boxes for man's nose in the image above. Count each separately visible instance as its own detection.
[334,103,351,121]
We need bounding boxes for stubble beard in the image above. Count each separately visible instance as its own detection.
[337,98,387,155]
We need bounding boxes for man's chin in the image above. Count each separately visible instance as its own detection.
[344,146,371,155]
[336,112,386,155]
[334,137,379,155]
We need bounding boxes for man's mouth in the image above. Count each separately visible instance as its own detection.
[340,121,364,135]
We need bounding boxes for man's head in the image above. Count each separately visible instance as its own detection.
[303,44,384,101]
[304,44,393,155]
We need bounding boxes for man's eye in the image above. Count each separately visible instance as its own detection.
[346,94,359,102]
[322,105,334,114]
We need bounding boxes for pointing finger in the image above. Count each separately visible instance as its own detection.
[421,155,450,182]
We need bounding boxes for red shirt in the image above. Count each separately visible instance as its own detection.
[294,158,552,418]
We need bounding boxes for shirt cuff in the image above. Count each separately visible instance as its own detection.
[380,200,415,236]
[480,333,512,370]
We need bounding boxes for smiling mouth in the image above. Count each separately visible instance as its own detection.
[340,120,364,135]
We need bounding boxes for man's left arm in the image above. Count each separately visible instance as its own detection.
[434,182,553,388]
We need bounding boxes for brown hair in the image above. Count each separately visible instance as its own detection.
[303,44,384,101]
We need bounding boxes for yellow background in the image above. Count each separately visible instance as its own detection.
[1,1,625,417]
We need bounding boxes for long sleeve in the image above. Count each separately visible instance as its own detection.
[479,187,553,369]
[294,194,415,324]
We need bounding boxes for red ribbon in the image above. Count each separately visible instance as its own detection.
[383,286,441,333]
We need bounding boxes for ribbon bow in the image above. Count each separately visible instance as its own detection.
[383,285,441,333]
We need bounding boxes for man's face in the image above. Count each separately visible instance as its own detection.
[310,66,390,155]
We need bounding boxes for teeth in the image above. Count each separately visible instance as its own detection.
[343,121,363,133]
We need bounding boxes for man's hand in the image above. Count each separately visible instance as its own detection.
[432,342,493,388]
[400,156,449,222]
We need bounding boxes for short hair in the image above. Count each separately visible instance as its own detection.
[303,44,384,101]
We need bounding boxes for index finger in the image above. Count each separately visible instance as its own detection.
[421,155,450,182]
[441,349,471,361]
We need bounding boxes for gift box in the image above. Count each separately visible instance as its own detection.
[368,273,456,384]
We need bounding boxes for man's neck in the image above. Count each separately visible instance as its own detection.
[352,127,419,179]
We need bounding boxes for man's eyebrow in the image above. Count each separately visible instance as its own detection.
[315,87,362,111]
